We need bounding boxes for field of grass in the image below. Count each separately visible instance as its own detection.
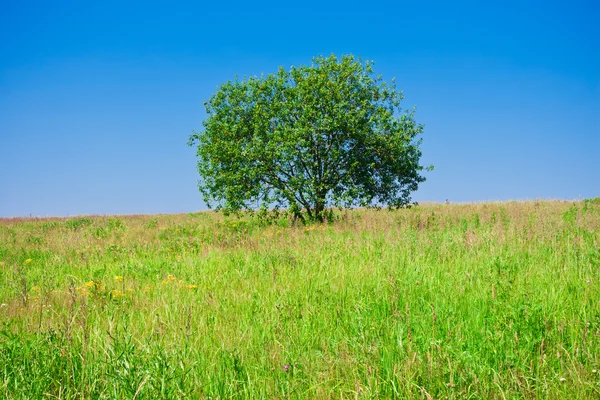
[1,200,599,399]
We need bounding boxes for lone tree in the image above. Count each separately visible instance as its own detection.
[189,54,429,223]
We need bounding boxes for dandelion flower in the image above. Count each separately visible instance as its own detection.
[114,275,124,281]
[185,284,198,290]
[111,289,122,299]
[84,281,95,288]
[25,258,32,264]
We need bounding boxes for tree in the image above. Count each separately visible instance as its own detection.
[188,54,429,223]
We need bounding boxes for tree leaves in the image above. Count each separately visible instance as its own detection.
[189,54,427,222]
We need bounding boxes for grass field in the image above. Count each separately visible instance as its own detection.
[1,200,599,399]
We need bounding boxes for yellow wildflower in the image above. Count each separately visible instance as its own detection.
[25,258,32,264]
[31,285,41,292]
[114,275,124,281]
[185,284,198,290]
[110,289,122,299]
[84,281,95,288]
[162,273,177,285]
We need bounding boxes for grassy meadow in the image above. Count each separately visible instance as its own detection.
[0,200,599,399]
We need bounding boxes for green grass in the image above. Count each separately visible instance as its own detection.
[1,200,599,398]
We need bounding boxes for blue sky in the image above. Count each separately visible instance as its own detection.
[1,0,598,217]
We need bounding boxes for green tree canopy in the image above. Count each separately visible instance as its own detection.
[189,54,429,223]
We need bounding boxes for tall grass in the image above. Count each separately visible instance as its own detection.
[1,200,599,398]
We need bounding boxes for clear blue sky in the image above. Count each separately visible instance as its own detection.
[1,0,598,217]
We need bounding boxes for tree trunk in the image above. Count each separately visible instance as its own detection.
[314,200,325,223]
